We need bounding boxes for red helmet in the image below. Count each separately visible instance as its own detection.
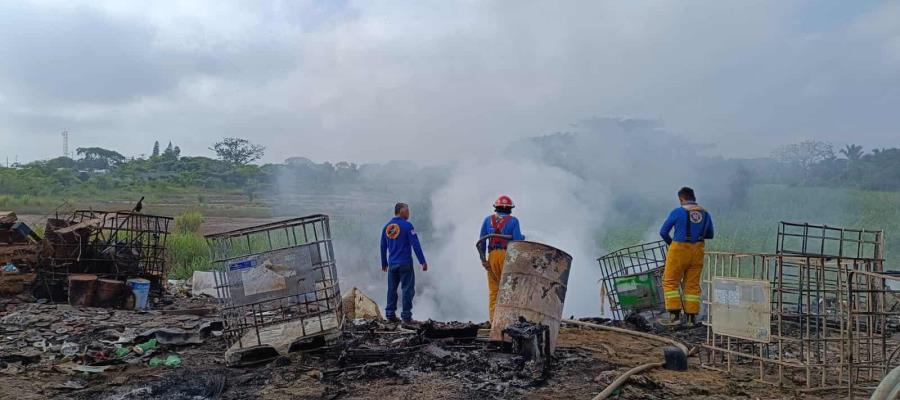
[493,195,515,208]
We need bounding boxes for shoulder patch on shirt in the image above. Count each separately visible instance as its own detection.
[385,223,401,239]
[689,210,704,224]
[410,229,417,236]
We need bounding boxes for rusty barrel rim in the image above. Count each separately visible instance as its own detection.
[508,240,573,260]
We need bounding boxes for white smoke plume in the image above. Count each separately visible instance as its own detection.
[411,158,608,321]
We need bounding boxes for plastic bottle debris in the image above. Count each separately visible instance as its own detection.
[133,338,157,355]
[2,263,18,273]
[115,347,131,358]
[60,342,79,357]
[148,354,182,367]
[163,354,182,367]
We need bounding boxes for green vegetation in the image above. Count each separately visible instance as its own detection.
[599,184,900,267]
[768,141,900,190]
[2,134,898,277]
[174,211,203,235]
[168,211,210,280]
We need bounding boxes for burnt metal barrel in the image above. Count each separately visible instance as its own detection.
[68,274,98,307]
[95,279,125,308]
[489,241,572,353]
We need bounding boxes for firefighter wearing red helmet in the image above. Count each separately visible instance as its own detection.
[477,195,524,322]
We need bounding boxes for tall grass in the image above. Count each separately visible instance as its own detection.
[174,211,203,235]
[168,211,210,280]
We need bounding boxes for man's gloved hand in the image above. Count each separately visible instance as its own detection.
[421,263,428,272]
[481,260,490,270]
[382,265,388,272]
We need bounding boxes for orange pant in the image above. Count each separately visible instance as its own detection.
[487,249,506,321]
[663,241,704,314]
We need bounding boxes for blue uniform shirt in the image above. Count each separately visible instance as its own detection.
[477,212,525,258]
[659,202,715,244]
[380,217,426,266]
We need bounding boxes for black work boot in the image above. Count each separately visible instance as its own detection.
[658,310,683,327]
[686,313,700,326]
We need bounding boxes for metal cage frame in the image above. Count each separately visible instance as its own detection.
[702,222,897,396]
[206,214,343,363]
[38,210,172,298]
[597,240,670,320]
[777,221,884,260]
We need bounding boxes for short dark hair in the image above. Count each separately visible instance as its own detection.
[678,187,696,201]
[394,202,408,215]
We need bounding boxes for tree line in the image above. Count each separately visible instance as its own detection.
[766,140,900,190]
[0,137,444,199]
[1,135,898,200]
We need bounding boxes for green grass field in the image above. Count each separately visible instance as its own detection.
[599,184,900,268]
[12,183,899,280]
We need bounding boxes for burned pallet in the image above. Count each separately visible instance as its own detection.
[419,320,480,340]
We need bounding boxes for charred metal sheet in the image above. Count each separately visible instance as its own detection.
[420,320,479,340]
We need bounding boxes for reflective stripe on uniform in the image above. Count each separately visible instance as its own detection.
[664,290,681,299]
[683,294,701,302]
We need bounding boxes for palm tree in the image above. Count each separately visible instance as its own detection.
[840,144,864,161]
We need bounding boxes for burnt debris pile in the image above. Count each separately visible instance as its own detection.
[1,209,173,308]
[321,318,570,396]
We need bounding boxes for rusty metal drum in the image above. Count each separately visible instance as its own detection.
[489,241,572,353]
[68,274,98,307]
[95,279,125,308]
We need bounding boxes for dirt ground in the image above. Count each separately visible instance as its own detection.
[0,293,846,400]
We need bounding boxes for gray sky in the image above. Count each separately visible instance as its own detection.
[0,0,897,164]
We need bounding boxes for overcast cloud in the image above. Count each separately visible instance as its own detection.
[0,0,898,164]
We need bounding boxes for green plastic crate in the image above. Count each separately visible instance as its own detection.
[613,271,660,311]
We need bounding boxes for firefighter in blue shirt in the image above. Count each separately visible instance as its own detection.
[477,195,524,322]
[658,187,714,326]
[380,202,428,323]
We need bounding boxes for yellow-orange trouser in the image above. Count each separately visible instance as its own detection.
[487,249,506,321]
[663,241,705,315]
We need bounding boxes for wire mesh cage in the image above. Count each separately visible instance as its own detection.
[597,240,670,320]
[37,210,172,300]
[703,222,897,395]
[206,215,343,366]
[777,221,884,260]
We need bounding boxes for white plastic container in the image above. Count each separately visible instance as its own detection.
[126,278,151,310]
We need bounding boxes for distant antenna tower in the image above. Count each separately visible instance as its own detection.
[61,130,69,158]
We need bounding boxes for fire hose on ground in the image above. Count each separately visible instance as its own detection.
[475,234,514,282]
[562,319,693,400]
[871,363,900,400]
